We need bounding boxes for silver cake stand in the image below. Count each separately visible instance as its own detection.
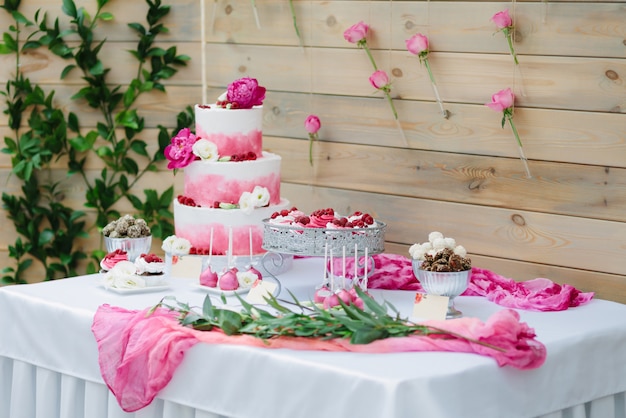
[261,219,387,291]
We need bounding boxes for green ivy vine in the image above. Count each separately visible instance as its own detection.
[1,0,194,284]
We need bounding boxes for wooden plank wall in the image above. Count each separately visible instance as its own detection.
[1,0,625,303]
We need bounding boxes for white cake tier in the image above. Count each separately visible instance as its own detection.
[183,152,282,207]
[194,104,263,157]
[173,198,291,256]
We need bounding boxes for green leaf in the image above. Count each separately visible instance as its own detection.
[99,12,113,21]
[67,112,79,133]
[350,328,388,345]
[202,295,214,318]
[126,194,142,210]
[69,131,97,152]
[2,33,17,52]
[38,229,55,246]
[146,47,166,57]
[122,157,139,175]
[62,0,77,18]
[22,40,41,50]
[12,10,32,25]
[95,145,113,158]
[217,309,243,335]
[127,22,145,35]
[60,64,76,79]
[123,86,136,108]
[130,140,148,156]
[115,110,139,129]
[0,44,13,54]
[89,61,104,76]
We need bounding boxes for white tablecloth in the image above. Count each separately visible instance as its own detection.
[1,258,625,418]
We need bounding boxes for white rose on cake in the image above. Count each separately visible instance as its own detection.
[238,191,256,215]
[162,235,191,256]
[192,139,219,161]
[251,185,270,207]
[239,186,270,215]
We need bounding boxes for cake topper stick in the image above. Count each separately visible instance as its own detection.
[250,0,261,29]
[330,249,334,292]
[200,0,207,104]
[323,243,329,286]
[228,226,233,268]
[342,246,346,289]
[209,227,214,264]
[363,247,369,290]
[248,227,254,267]
[354,243,358,287]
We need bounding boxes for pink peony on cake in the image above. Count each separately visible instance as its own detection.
[166,77,290,257]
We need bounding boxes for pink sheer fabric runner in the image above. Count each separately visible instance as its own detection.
[335,254,594,311]
[92,304,547,412]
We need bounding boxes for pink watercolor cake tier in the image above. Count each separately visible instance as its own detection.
[182,152,282,208]
[174,198,291,255]
[165,77,291,257]
[194,104,263,157]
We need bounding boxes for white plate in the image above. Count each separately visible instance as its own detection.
[100,284,170,294]
[191,283,251,297]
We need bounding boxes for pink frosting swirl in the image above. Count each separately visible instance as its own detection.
[308,214,335,228]
[100,249,128,271]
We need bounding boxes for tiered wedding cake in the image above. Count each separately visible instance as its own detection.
[166,78,290,257]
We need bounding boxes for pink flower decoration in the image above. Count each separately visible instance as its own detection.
[405,33,429,57]
[305,115,321,166]
[491,9,519,65]
[492,9,513,30]
[226,77,266,109]
[304,115,321,134]
[164,128,198,169]
[486,88,515,112]
[343,21,369,44]
[369,70,390,90]
[485,88,531,178]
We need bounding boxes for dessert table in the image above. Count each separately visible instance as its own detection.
[1,257,625,418]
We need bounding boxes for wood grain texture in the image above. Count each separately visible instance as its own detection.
[280,183,626,276]
[3,88,623,168]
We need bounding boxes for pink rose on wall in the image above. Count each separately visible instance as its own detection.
[485,88,531,178]
[226,77,266,109]
[485,88,515,112]
[492,10,513,29]
[405,33,449,118]
[405,33,429,57]
[369,70,389,90]
[343,21,403,130]
[343,21,369,45]
[491,9,519,65]
[304,115,321,135]
[164,128,198,170]
[304,115,321,166]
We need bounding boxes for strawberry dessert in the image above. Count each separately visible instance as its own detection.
[134,253,166,275]
[100,249,129,272]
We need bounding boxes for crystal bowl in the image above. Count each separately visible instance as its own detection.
[412,259,470,319]
[104,235,152,262]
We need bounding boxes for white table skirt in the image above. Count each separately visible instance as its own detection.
[1,258,626,418]
[1,356,624,418]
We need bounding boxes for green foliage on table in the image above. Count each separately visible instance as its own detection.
[152,288,502,349]
[0,0,192,283]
